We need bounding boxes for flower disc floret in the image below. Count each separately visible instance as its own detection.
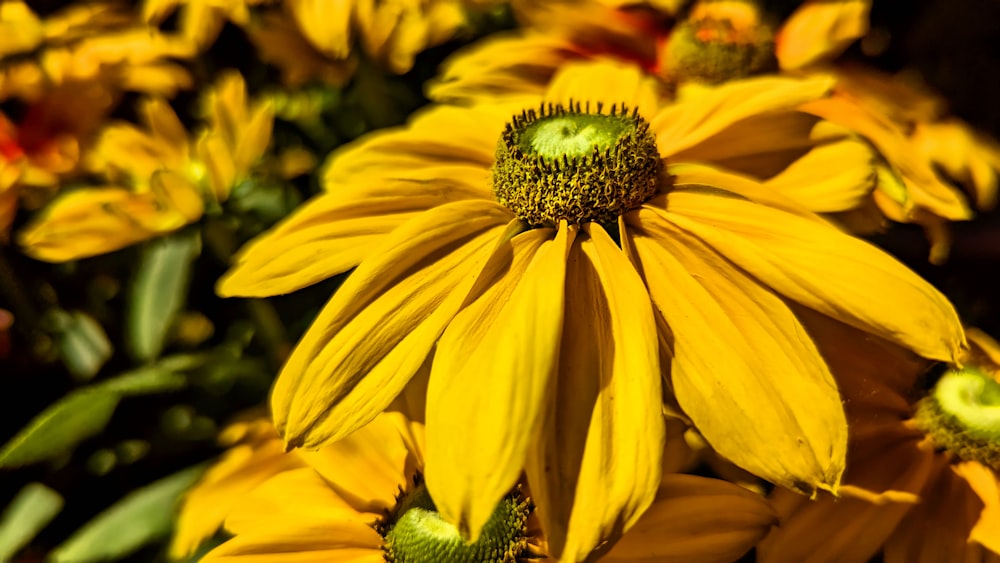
[492,101,663,226]
[915,366,1000,470]
[379,478,531,563]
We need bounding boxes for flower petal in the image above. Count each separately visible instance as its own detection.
[659,189,966,362]
[955,461,1000,554]
[17,187,182,262]
[203,469,382,563]
[604,474,777,563]
[762,134,877,213]
[171,424,304,559]
[667,163,832,222]
[544,60,662,121]
[218,177,489,297]
[273,200,516,449]
[776,0,871,70]
[802,95,972,220]
[627,212,847,494]
[427,31,573,103]
[667,108,819,178]
[425,224,572,541]
[759,435,938,563]
[234,101,275,174]
[525,223,663,560]
[322,103,522,187]
[300,413,414,515]
[287,0,353,59]
[793,306,931,416]
[884,461,989,563]
[653,75,834,156]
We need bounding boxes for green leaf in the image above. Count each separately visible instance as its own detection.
[0,390,119,468]
[0,363,188,468]
[48,310,113,381]
[50,464,207,563]
[127,230,201,362]
[98,364,190,396]
[0,483,63,561]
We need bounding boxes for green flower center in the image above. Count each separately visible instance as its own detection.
[492,102,663,227]
[379,478,532,563]
[661,11,777,84]
[914,366,1000,469]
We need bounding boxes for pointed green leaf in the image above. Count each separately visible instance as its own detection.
[127,230,201,361]
[98,363,192,396]
[50,464,207,563]
[0,362,188,468]
[0,483,63,561]
[0,390,119,468]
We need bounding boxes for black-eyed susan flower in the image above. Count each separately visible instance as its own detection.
[218,60,964,556]
[17,71,273,261]
[171,410,307,560]
[199,412,777,563]
[759,314,1000,562]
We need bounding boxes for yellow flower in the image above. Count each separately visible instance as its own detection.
[759,315,1000,562]
[17,71,273,261]
[0,0,194,102]
[218,60,964,555]
[201,412,777,563]
[171,410,307,560]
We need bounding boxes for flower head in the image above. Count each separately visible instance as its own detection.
[218,60,964,556]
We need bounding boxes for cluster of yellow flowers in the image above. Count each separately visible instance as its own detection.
[3,0,1000,562]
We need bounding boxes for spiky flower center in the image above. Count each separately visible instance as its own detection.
[492,102,663,227]
[914,366,1000,470]
[661,1,777,84]
[378,477,532,563]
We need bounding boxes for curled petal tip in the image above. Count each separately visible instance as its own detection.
[282,434,303,452]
